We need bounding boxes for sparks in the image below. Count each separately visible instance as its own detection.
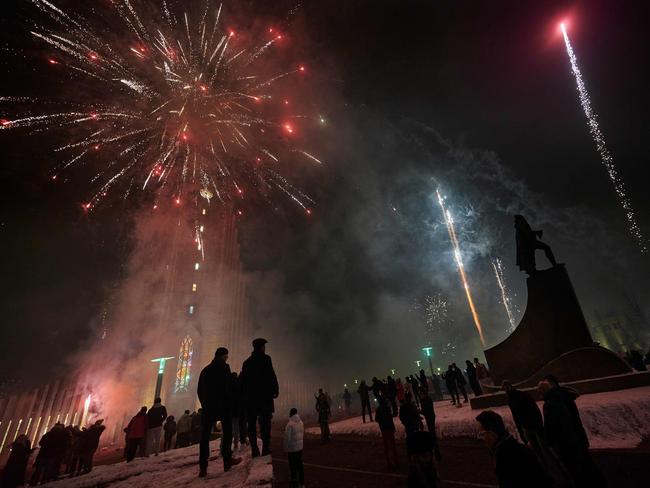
[560,24,646,252]
[491,257,517,333]
[436,189,485,346]
[1,0,321,214]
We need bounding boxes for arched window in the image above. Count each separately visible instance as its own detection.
[174,335,193,393]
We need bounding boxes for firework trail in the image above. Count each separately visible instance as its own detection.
[436,189,485,346]
[491,257,517,333]
[0,0,321,214]
[560,23,646,252]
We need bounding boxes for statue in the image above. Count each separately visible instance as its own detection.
[514,215,557,275]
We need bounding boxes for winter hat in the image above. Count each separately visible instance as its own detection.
[252,338,268,349]
[289,408,298,416]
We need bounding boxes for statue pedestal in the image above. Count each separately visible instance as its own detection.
[484,265,631,388]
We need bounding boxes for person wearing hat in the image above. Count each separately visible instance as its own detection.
[239,338,279,457]
[197,347,242,476]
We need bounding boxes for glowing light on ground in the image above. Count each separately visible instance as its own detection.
[560,23,646,252]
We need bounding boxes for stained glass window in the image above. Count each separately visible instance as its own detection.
[174,335,193,393]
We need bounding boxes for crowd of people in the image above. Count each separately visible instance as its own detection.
[0,343,615,488]
[1,419,106,487]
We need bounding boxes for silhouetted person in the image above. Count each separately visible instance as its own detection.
[538,376,606,487]
[342,388,352,414]
[465,360,483,396]
[315,389,331,442]
[399,393,421,436]
[175,410,192,448]
[64,425,82,475]
[406,431,438,488]
[443,366,460,405]
[125,407,148,463]
[357,380,373,422]
[386,376,399,417]
[502,381,542,445]
[190,409,202,445]
[419,392,441,462]
[163,416,176,451]
[514,215,557,275]
[371,377,384,400]
[197,347,242,476]
[431,373,443,401]
[146,397,167,456]
[474,358,490,380]
[418,370,429,394]
[283,408,304,488]
[376,396,399,469]
[451,363,468,403]
[240,338,279,457]
[78,419,105,474]
[1,434,32,488]
[476,410,551,488]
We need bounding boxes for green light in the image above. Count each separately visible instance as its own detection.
[422,347,433,357]
[151,356,174,374]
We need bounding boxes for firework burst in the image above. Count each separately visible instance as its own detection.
[1,0,322,214]
[560,23,646,252]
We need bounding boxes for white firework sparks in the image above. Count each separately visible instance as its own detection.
[561,23,646,252]
[491,257,517,333]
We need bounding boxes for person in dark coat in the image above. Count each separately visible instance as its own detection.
[146,398,167,456]
[419,392,441,462]
[357,380,373,423]
[502,381,543,445]
[163,416,176,451]
[1,434,32,488]
[406,431,437,487]
[399,393,421,436]
[451,363,468,403]
[442,365,460,405]
[408,376,421,407]
[175,410,192,448]
[77,419,105,474]
[371,377,384,400]
[386,376,399,417]
[197,347,242,475]
[431,373,443,401]
[418,370,429,394]
[191,410,202,445]
[125,407,148,462]
[342,388,352,415]
[239,338,279,457]
[43,422,70,482]
[465,360,483,396]
[538,377,606,487]
[375,396,398,469]
[315,389,331,442]
[476,410,552,488]
[64,425,82,475]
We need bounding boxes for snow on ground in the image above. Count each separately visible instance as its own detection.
[42,442,273,488]
[308,386,650,449]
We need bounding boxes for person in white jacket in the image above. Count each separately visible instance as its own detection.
[283,408,305,488]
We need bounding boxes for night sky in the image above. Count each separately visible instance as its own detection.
[1,0,649,389]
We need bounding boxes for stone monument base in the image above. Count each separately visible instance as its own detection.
[470,371,650,409]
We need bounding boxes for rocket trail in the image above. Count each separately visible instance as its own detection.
[436,189,486,346]
[560,23,646,252]
[491,257,516,333]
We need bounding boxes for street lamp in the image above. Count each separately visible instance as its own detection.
[151,356,174,402]
[422,347,434,376]
[390,368,396,375]
[415,360,421,368]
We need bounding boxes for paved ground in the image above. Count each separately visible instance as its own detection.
[270,431,649,488]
